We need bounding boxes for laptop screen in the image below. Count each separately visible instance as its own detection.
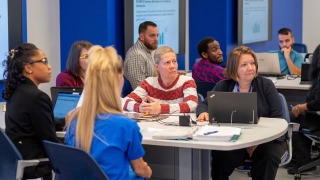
[255,53,281,75]
[207,92,258,124]
[53,93,81,119]
[50,87,83,107]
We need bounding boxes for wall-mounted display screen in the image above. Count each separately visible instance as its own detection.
[124,0,185,54]
[238,0,272,45]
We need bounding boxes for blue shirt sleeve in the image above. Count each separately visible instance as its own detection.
[126,121,145,161]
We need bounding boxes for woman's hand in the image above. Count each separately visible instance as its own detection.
[197,112,209,122]
[139,96,161,115]
[291,103,308,117]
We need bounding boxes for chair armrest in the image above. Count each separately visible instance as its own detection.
[16,158,49,180]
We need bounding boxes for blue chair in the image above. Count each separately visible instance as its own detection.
[195,81,216,99]
[43,140,109,180]
[0,129,48,180]
[122,76,133,97]
[293,43,308,53]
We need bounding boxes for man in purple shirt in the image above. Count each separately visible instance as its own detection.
[192,37,226,83]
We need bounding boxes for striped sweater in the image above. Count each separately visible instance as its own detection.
[123,75,198,114]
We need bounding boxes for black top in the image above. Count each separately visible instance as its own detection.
[196,76,282,118]
[5,78,58,160]
[305,74,320,131]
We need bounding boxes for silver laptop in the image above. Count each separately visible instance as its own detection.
[255,53,282,75]
[207,92,258,124]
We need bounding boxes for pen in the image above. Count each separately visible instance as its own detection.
[204,131,218,135]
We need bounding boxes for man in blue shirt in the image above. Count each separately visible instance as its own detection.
[271,28,304,75]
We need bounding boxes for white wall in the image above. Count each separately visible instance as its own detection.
[303,0,320,53]
[26,0,60,98]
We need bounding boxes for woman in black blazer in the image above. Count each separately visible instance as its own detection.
[3,43,58,180]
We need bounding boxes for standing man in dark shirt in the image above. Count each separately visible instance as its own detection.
[192,37,226,83]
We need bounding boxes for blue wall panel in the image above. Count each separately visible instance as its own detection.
[60,0,124,71]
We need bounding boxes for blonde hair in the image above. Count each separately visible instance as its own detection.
[68,45,123,153]
[153,46,177,76]
[224,46,258,81]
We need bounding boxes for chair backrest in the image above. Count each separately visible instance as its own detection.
[278,93,290,123]
[292,43,308,53]
[122,76,133,97]
[195,81,216,99]
[43,140,109,180]
[0,129,23,179]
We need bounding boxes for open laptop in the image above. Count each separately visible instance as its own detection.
[255,53,283,76]
[300,63,312,85]
[207,92,258,124]
[53,93,81,120]
[50,87,83,107]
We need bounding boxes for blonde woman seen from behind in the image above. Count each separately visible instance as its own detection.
[64,45,152,180]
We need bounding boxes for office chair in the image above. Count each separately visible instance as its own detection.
[292,43,308,53]
[122,76,133,97]
[195,81,216,99]
[43,140,109,180]
[236,93,296,176]
[294,112,320,180]
[0,129,49,180]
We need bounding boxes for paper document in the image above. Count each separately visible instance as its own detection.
[152,126,198,140]
[193,125,241,141]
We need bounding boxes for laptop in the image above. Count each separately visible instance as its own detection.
[207,92,258,124]
[53,93,81,120]
[300,63,312,85]
[255,53,283,76]
[50,87,83,107]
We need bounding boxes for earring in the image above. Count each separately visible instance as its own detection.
[29,71,32,74]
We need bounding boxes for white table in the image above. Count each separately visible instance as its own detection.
[140,116,287,151]
[56,115,287,180]
[266,76,310,90]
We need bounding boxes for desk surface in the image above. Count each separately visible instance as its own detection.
[262,76,310,90]
[139,116,287,151]
[56,115,287,151]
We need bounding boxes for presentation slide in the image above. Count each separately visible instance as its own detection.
[133,0,179,53]
[0,0,8,79]
[242,0,269,44]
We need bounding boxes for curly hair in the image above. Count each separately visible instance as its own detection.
[2,43,39,100]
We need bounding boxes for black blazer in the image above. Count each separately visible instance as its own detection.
[196,76,282,119]
[5,78,58,160]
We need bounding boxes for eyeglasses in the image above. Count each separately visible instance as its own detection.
[28,58,49,65]
[80,54,88,59]
[287,74,300,80]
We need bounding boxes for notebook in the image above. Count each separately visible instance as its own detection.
[255,53,283,76]
[207,92,258,124]
[300,63,312,85]
[53,93,81,120]
[50,87,83,107]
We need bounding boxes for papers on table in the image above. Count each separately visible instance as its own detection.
[193,125,241,141]
[152,126,198,140]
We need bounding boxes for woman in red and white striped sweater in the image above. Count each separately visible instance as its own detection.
[123,46,198,114]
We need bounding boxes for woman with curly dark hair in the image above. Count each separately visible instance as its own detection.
[3,43,58,180]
